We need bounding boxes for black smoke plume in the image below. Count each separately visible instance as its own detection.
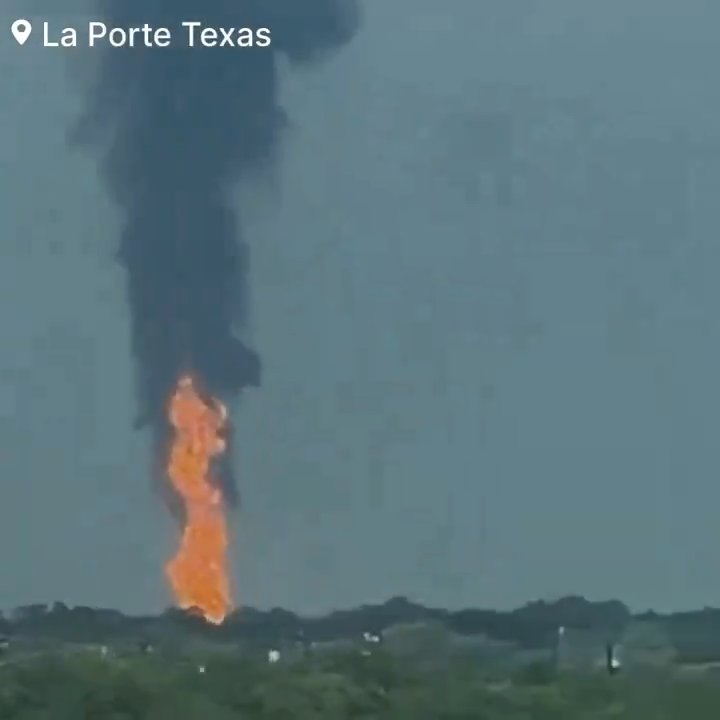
[74,0,359,506]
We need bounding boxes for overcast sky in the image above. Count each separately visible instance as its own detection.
[1,0,720,616]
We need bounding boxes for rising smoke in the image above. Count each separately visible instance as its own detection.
[73,0,360,506]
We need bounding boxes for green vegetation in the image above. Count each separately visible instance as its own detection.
[0,649,720,719]
[3,597,720,718]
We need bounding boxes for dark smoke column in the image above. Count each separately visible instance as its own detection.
[75,0,360,504]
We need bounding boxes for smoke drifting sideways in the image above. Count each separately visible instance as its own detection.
[72,0,360,508]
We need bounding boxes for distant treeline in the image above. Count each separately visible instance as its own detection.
[5,595,720,659]
[0,595,679,649]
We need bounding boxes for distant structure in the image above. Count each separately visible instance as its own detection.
[268,649,280,664]
[606,643,621,675]
[556,626,622,672]
[360,630,382,656]
[552,626,565,669]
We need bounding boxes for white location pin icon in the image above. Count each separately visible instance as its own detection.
[11,19,32,46]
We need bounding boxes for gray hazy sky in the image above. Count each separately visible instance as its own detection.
[1,0,720,616]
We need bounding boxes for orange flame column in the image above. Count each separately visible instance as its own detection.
[165,375,232,624]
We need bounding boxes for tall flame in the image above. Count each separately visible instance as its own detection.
[165,375,232,624]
